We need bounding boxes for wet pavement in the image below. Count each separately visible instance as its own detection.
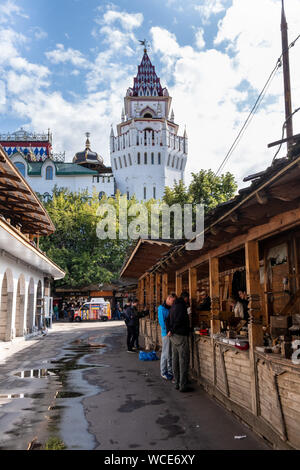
[0,322,270,450]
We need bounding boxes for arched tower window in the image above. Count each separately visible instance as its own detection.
[114,158,118,170]
[118,157,122,169]
[153,186,156,199]
[15,162,25,177]
[158,153,161,165]
[144,187,147,200]
[167,154,171,166]
[128,154,132,166]
[151,153,154,165]
[137,153,141,164]
[123,155,127,167]
[46,166,53,180]
[144,152,147,164]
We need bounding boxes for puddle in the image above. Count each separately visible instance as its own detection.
[14,364,107,379]
[0,332,110,450]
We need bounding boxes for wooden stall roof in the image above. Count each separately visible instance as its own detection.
[0,144,55,236]
[120,239,172,280]
[147,150,300,275]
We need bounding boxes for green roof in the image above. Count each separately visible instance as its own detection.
[55,163,98,175]
[27,162,43,175]
[26,161,98,176]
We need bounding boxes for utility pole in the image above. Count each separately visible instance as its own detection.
[281,0,293,151]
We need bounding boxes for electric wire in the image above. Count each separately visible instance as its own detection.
[215,33,300,176]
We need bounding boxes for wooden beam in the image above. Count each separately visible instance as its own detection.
[245,240,263,417]
[175,273,182,297]
[162,273,168,301]
[209,257,220,335]
[176,206,300,275]
[189,267,197,328]
[156,273,162,307]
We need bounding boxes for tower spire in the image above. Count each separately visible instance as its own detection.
[281,0,293,151]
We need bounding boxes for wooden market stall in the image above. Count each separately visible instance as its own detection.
[120,152,300,449]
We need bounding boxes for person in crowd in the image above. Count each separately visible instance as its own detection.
[53,304,59,321]
[62,304,68,320]
[197,290,211,311]
[124,298,138,353]
[68,303,75,322]
[229,296,244,319]
[158,293,176,380]
[113,303,121,320]
[166,291,193,393]
[238,290,249,322]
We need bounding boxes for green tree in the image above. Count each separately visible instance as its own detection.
[163,169,237,214]
[40,188,132,288]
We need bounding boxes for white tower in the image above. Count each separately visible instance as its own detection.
[110,46,187,201]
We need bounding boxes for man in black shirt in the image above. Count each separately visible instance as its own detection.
[166,292,193,392]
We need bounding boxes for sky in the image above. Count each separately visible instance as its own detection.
[1,0,300,188]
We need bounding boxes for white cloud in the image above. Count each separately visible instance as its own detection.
[2,0,300,192]
[194,0,227,23]
[99,9,143,31]
[0,0,29,24]
[45,44,90,68]
[150,0,300,187]
[195,28,206,49]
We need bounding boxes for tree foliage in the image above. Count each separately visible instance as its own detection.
[163,169,237,214]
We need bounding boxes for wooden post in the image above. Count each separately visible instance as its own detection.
[162,273,168,301]
[156,273,162,307]
[149,274,155,320]
[209,257,220,335]
[175,273,182,296]
[145,274,150,312]
[245,240,264,416]
[188,267,197,319]
[189,267,198,371]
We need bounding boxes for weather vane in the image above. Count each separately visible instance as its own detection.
[139,39,150,52]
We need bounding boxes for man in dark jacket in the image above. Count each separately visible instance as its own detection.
[166,291,192,392]
[124,298,138,353]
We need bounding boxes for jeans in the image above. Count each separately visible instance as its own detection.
[170,334,189,389]
[160,335,173,376]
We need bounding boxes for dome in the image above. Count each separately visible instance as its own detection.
[73,133,104,166]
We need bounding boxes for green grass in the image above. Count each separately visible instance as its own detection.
[44,437,67,450]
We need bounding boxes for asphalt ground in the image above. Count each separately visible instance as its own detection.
[0,321,270,451]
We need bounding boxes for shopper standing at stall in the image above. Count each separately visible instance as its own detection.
[166,291,193,392]
[158,294,176,380]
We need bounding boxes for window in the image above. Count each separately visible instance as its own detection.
[180,159,184,170]
[137,152,141,164]
[144,187,147,200]
[158,153,161,165]
[172,156,175,168]
[143,113,152,118]
[176,157,179,169]
[114,158,118,170]
[151,153,154,165]
[118,156,122,169]
[46,166,53,180]
[128,154,132,166]
[123,155,127,167]
[15,162,25,177]
[144,152,147,164]
[127,191,130,199]
[153,187,156,199]
[167,154,171,166]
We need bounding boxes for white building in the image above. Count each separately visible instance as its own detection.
[110,46,188,201]
[0,144,65,342]
[0,49,187,202]
[0,130,115,202]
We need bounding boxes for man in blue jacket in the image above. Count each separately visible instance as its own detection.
[158,294,176,380]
